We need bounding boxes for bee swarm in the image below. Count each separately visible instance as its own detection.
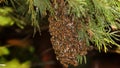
[49,0,89,67]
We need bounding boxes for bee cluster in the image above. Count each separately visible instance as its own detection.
[49,0,89,67]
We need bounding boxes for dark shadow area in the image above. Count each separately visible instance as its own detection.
[1,26,120,68]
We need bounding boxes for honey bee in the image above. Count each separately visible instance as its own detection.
[48,1,89,67]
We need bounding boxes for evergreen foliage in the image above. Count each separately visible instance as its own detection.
[0,0,120,67]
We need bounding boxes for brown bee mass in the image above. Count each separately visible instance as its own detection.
[49,0,89,67]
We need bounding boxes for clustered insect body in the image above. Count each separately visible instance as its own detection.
[49,0,89,67]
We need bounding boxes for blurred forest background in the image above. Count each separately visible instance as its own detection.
[0,0,120,68]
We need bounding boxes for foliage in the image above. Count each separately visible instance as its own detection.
[0,45,31,68]
[0,7,25,29]
[0,7,14,26]
[1,59,31,68]
[77,55,86,64]
[0,0,120,67]
[67,0,87,17]
[51,0,120,65]
[0,46,9,56]
[33,0,53,17]
[66,0,120,52]
[27,0,41,35]
[0,44,32,68]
